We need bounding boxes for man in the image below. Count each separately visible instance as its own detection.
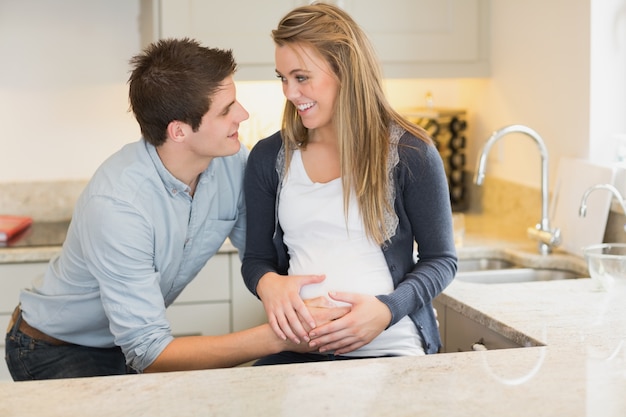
[5,38,345,380]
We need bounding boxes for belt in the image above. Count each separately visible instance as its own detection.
[8,306,70,346]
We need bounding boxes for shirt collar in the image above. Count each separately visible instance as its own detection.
[145,139,195,197]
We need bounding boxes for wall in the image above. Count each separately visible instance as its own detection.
[0,0,142,183]
[469,0,592,190]
[590,0,626,163]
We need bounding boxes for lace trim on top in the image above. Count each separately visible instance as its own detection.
[384,123,402,243]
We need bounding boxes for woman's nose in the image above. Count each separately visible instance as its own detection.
[283,81,300,101]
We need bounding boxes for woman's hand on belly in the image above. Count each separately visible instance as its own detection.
[303,296,350,331]
[257,271,326,344]
[285,297,350,354]
[307,292,392,355]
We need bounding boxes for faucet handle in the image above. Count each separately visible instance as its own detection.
[550,227,562,246]
[527,224,561,254]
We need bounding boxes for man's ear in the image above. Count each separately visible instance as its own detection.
[166,120,188,144]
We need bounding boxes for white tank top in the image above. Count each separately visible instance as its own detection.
[278,150,424,357]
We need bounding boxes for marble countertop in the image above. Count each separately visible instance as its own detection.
[0,221,237,263]
[1,236,625,416]
[0,220,68,263]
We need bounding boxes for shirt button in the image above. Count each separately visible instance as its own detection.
[172,188,178,194]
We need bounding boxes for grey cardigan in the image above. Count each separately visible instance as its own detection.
[242,129,457,354]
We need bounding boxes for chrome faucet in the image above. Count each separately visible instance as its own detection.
[579,183,626,232]
[474,124,561,255]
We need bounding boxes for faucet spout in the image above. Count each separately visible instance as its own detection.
[579,183,626,232]
[474,124,559,255]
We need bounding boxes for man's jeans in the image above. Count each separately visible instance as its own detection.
[5,311,132,381]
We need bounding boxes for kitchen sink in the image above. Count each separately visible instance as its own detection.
[457,258,515,273]
[455,254,586,284]
[455,267,582,284]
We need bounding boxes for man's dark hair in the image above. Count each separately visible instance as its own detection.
[128,38,237,146]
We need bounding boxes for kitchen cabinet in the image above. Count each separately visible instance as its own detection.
[230,255,267,332]
[0,251,266,381]
[0,262,48,381]
[434,297,521,353]
[166,252,267,337]
[445,308,520,352]
[140,0,489,80]
[432,297,447,351]
[165,253,231,337]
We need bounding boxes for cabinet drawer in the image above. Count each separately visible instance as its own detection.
[1,313,12,381]
[0,360,10,381]
[230,255,267,332]
[444,308,520,352]
[0,263,48,312]
[166,303,230,337]
[1,313,10,345]
[175,255,230,303]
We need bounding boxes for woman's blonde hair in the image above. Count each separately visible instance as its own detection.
[272,2,431,245]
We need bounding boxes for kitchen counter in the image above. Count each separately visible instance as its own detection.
[1,236,625,416]
[0,220,237,264]
[0,220,69,263]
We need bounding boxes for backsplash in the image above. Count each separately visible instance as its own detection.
[463,175,543,241]
[464,175,626,246]
[0,180,87,222]
[603,209,626,244]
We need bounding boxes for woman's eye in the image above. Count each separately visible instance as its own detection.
[296,75,308,82]
[276,74,286,82]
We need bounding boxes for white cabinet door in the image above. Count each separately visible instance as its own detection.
[142,0,489,80]
[166,303,231,337]
[0,262,48,312]
[230,254,267,332]
[169,254,232,337]
[1,312,14,380]
[175,254,230,304]
[346,0,489,78]
[141,0,300,80]
[0,262,48,381]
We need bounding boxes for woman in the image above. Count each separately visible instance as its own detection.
[242,3,457,365]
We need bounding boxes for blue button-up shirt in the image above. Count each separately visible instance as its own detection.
[19,139,247,371]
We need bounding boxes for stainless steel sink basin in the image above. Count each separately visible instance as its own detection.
[455,267,581,284]
[457,258,515,273]
[455,250,588,284]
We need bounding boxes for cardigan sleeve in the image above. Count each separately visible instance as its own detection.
[376,134,458,327]
[240,132,285,297]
